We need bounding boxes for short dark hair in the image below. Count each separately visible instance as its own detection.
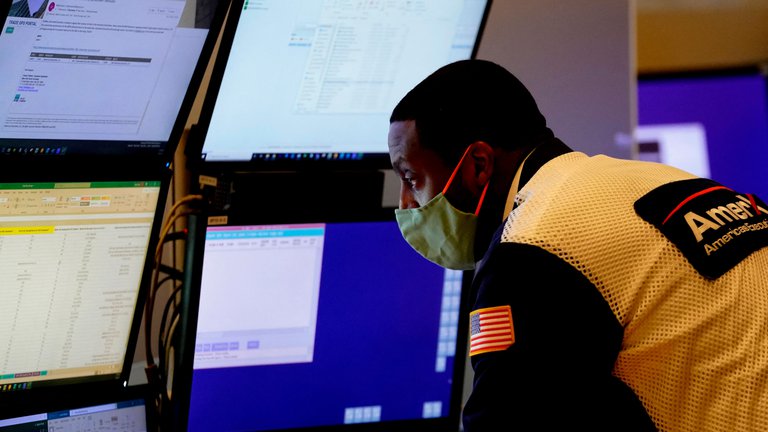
[390,59,552,164]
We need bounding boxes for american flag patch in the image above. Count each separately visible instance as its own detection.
[469,305,515,356]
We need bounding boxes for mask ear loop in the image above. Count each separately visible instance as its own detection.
[474,181,490,216]
[441,146,473,195]
[441,145,491,216]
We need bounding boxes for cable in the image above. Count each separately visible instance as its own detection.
[171,167,177,277]
[155,196,203,262]
[158,283,183,380]
[148,276,178,387]
[145,196,202,374]
[144,194,203,432]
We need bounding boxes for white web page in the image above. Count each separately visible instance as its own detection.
[194,225,325,369]
[0,0,208,141]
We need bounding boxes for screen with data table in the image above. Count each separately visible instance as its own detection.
[197,0,491,166]
[0,180,160,390]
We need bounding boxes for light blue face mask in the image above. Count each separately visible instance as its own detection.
[395,146,489,270]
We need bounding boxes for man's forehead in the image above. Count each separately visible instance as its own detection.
[388,121,419,168]
[389,120,419,147]
[389,122,452,178]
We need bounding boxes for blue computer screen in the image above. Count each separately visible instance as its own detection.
[188,221,465,431]
[638,71,768,200]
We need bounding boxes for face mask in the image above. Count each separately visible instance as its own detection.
[395,146,489,270]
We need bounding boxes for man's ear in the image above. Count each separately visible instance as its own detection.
[469,141,494,190]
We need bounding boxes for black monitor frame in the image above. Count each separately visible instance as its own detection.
[637,63,766,82]
[0,0,10,29]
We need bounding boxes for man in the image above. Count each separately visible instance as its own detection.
[389,59,768,431]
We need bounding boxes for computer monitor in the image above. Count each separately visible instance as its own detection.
[0,0,228,159]
[0,384,152,431]
[195,0,492,169]
[0,176,164,396]
[186,216,470,431]
[637,67,768,200]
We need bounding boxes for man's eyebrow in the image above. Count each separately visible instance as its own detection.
[391,157,408,175]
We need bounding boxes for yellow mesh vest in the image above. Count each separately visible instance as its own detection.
[502,152,768,432]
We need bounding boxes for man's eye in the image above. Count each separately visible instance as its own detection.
[403,177,416,188]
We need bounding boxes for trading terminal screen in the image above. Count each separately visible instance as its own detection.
[188,220,467,431]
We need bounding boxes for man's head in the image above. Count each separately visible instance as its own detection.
[388,59,550,212]
[389,60,553,269]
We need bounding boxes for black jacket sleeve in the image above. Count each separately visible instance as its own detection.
[462,242,656,431]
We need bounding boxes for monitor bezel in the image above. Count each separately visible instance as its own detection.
[637,63,766,82]
[0,0,10,29]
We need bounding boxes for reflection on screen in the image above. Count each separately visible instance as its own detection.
[200,0,490,161]
[635,122,710,178]
[189,221,466,431]
[0,181,160,390]
[638,72,768,200]
[0,0,221,156]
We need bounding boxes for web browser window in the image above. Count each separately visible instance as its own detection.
[195,225,325,369]
[0,0,223,155]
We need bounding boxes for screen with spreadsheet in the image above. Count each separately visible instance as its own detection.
[187,220,469,431]
[197,0,490,166]
[0,180,160,390]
